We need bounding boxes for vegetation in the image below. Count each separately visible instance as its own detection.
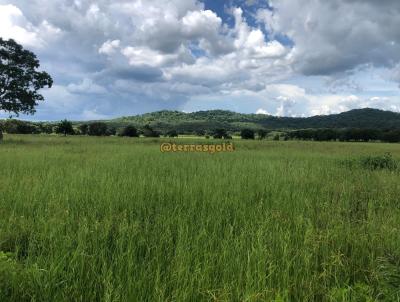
[0,38,52,116]
[119,125,139,137]
[0,136,399,301]
[287,128,400,143]
[257,129,269,140]
[1,109,400,143]
[142,124,160,138]
[114,108,400,133]
[165,129,178,138]
[88,122,108,136]
[241,128,255,140]
[55,119,74,136]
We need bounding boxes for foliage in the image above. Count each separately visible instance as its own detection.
[359,153,398,171]
[165,129,178,138]
[1,119,38,134]
[88,122,108,136]
[119,125,139,137]
[0,38,53,116]
[78,124,89,135]
[257,129,269,140]
[240,128,255,140]
[55,119,74,136]
[142,124,160,138]
[114,108,400,133]
[288,128,400,143]
[212,128,229,139]
[342,153,399,171]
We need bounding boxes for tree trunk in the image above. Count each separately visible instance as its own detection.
[0,130,3,141]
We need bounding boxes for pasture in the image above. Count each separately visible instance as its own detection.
[0,135,400,301]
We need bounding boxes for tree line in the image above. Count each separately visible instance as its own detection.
[1,119,400,143]
[286,128,400,143]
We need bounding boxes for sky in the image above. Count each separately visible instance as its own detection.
[0,0,400,121]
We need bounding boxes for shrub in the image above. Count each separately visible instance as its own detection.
[213,129,228,139]
[257,129,269,140]
[55,119,74,136]
[166,130,178,138]
[240,129,255,140]
[3,120,38,134]
[120,125,139,137]
[195,129,206,137]
[142,125,160,138]
[78,124,89,135]
[360,153,398,171]
[106,127,117,136]
[88,122,108,136]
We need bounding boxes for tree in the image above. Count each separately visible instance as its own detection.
[2,119,37,134]
[240,128,255,140]
[106,126,117,136]
[257,129,268,140]
[38,123,53,134]
[56,119,74,136]
[88,122,108,136]
[195,129,206,137]
[120,125,139,137]
[0,38,53,116]
[166,129,178,138]
[213,128,228,139]
[142,124,160,138]
[78,124,88,135]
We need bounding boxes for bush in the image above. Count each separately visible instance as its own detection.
[240,129,255,140]
[120,125,139,137]
[55,119,74,136]
[78,124,89,135]
[142,125,160,138]
[3,120,38,134]
[360,153,398,171]
[213,128,228,139]
[106,127,117,136]
[88,122,108,136]
[257,129,268,140]
[165,130,178,138]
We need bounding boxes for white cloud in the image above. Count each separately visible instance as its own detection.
[0,0,399,120]
[256,108,270,115]
[99,39,120,55]
[0,4,62,49]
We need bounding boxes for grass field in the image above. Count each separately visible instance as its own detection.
[1,135,400,301]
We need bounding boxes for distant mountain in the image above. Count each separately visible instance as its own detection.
[108,108,400,132]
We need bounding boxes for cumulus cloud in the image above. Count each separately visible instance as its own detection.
[0,4,61,48]
[99,39,120,55]
[262,0,400,76]
[0,0,399,120]
[256,108,270,115]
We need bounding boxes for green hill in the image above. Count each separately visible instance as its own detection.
[110,108,400,132]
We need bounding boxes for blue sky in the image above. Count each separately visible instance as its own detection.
[0,0,400,120]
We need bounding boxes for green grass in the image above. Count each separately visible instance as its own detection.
[1,135,400,301]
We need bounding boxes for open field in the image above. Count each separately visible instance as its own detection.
[1,135,400,301]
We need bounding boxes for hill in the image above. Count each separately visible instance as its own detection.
[110,108,400,132]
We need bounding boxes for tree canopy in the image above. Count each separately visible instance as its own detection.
[0,38,53,116]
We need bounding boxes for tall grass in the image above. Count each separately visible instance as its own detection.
[1,135,400,301]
